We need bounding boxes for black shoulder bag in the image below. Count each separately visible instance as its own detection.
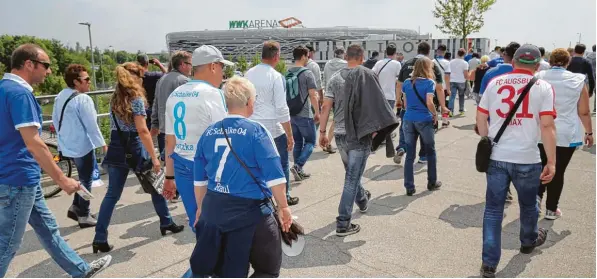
[111,113,164,194]
[475,77,537,172]
[56,92,80,159]
[411,79,439,132]
[221,122,304,246]
[375,59,392,77]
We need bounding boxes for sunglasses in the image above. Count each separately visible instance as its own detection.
[30,59,51,70]
[78,76,91,82]
[183,62,192,66]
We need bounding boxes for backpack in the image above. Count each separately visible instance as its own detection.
[285,67,309,116]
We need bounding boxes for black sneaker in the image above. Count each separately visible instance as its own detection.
[406,188,416,196]
[520,228,548,254]
[427,181,442,191]
[480,264,496,278]
[287,196,299,206]
[297,167,311,179]
[336,223,360,237]
[85,255,112,278]
[359,190,372,213]
[290,166,303,181]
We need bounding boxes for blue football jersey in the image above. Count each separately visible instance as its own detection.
[193,115,286,200]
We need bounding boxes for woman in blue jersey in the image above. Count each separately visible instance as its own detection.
[92,62,183,253]
[536,49,593,220]
[402,57,442,196]
[191,76,292,278]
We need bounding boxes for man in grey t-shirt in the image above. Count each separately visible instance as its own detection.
[289,46,320,181]
[322,68,349,134]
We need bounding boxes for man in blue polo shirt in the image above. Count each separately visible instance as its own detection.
[191,76,292,277]
[0,44,110,277]
[479,42,520,97]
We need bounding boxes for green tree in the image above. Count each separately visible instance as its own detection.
[275,60,287,75]
[251,53,261,67]
[0,62,5,79]
[432,0,496,48]
[237,55,248,73]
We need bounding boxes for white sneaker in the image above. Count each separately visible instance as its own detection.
[545,209,562,220]
[85,255,112,277]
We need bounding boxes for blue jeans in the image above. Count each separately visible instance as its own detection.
[335,134,370,230]
[158,133,165,161]
[291,116,316,168]
[396,110,425,158]
[482,160,542,268]
[171,153,198,232]
[273,134,291,198]
[0,184,90,277]
[94,166,174,243]
[403,120,437,190]
[72,150,96,217]
[449,82,466,113]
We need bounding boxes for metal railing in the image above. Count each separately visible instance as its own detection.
[36,89,114,126]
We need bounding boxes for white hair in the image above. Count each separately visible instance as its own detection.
[222,76,256,109]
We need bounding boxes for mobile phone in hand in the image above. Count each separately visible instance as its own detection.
[77,185,94,201]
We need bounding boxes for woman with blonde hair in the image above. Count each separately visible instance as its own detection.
[535,48,594,220]
[402,57,442,196]
[92,62,183,253]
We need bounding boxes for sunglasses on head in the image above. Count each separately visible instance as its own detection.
[30,59,51,70]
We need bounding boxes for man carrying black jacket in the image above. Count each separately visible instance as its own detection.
[567,44,595,96]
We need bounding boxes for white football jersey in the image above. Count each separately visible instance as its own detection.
[477,69,556,164]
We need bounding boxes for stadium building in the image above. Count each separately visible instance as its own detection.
[166,18,491,64]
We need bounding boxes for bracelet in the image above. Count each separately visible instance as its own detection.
[165,175,175,180]
[586,133,593,136]
[320,130,326,133]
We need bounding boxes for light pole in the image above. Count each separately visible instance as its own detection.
[78,22,97,89]
[577,33,582,44]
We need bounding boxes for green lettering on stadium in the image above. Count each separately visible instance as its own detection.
[229,20,279,30]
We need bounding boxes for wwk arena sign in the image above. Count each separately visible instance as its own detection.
[229,19,280,29]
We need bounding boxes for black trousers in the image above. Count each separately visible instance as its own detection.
[538,144,576,211]
[249,213,282,278]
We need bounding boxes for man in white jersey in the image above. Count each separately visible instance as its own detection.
[245,40,299,206]
[476,44,556,278]
[162,45,232,231]
[372,44,402,158]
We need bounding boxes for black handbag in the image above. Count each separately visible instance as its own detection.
[220,121,305,246]
[411,79,439,132]
[111,114,164,195]
[475,77,537,172]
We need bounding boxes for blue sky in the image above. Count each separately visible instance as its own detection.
[1,0,595,52]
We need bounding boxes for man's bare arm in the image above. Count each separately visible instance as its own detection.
[19,126,69,184]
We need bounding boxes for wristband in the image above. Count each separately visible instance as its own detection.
[586,133,593,136]
[165,176,175,180]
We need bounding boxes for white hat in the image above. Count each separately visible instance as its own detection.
[191,45,235,67]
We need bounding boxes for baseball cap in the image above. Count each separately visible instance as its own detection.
[514,44,541,64]
[191,45,235,67]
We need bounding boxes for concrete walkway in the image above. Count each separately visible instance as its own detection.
[6,101,596,278]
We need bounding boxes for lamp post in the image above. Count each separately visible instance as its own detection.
[78,22,97,89]
[577,33,582,45]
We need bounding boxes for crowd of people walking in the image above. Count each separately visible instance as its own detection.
[0,38,594,278]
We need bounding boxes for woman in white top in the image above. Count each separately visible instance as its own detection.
[535,48,594,220]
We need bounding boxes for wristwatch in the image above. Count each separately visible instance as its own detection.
[319,130,326,134]
[165,176,175,180]
[586,132,593,136]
